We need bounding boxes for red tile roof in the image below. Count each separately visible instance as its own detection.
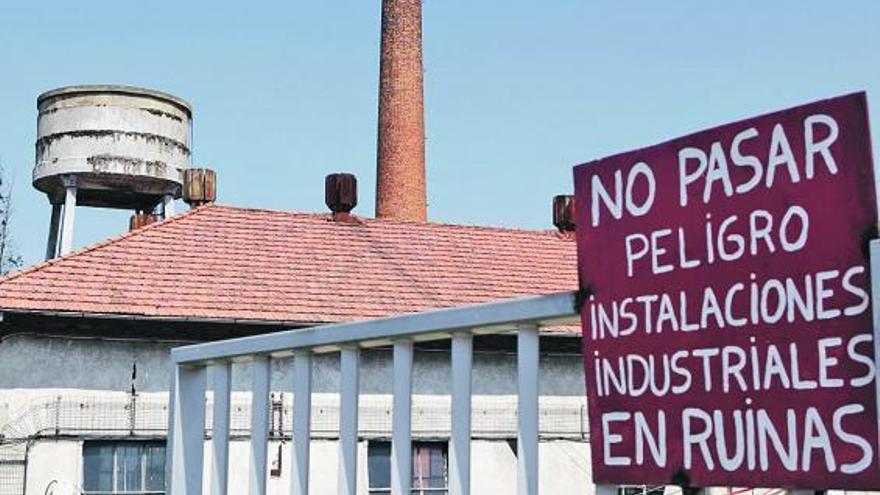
[0,205,579,332]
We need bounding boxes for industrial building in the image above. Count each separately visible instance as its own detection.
[0,1,596,494]
[0,195,586,494]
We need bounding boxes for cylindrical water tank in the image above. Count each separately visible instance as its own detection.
[34,85,192,209]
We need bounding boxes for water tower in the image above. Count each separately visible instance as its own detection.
[34,85,192,258]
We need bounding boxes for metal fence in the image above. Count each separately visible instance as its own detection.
[0,463,23,495]
[0,392,586,444]
[167,291,581,495]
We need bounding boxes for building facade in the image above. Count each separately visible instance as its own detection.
[0,204,591,494]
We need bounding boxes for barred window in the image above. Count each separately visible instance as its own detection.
[83,441,165,495]
[368,441,448,494]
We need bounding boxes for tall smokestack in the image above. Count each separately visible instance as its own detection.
[376,0,427,222]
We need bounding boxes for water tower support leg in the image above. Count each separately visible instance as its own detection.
[163,193,175,218]
[45,204,61,260]
[59,176,77,256]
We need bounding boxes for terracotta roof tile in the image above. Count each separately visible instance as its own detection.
[0,205,579,333]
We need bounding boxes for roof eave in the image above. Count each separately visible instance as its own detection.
[0,307,320,328]
[0,307,582,338]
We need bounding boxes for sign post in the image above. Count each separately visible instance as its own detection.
[573,93,879,490]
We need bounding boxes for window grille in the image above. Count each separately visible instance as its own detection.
[368,441,449,495]
[82,441,165,495]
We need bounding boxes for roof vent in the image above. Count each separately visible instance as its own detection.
[129,212,157,231]
[553,195,576,232]
[325,173,358,223]
[183,168,217,208]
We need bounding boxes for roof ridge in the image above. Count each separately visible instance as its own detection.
[208,203,566,236]
[0,203,215,285]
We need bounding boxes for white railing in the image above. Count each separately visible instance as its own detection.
[166,291,580,495]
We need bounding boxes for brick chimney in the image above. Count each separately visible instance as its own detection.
[375,0,427,222]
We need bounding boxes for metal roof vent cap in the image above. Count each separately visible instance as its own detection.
[325,173,358,223]
[553,195,576,233]
[183,168,217,208]
[129,212,157,231]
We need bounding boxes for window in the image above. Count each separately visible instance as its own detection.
[368,441,448,494]
[83,441,165,495]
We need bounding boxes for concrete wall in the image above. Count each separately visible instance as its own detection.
[0,334,176,392]
[24,440,81,495]
[0,334,585,396]
[207,439,364,495]
[0,333,589,494]
[22,437,590,495]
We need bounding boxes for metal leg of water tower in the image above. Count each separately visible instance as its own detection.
[45,203,61,260]
[163,193,175,218]
[59,176,77,256]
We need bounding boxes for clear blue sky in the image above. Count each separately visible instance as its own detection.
[1,1,878,266]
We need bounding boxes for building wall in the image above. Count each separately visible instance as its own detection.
[21,437,591,495]
[23,440,80,495]
[0,333,585,397]
[0,334,175,393]
[0,333,589,494]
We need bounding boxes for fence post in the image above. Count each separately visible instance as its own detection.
[211,362,231,495]
[250,356,271,495]
[291,350,313,495]
[449,332,473,495]
[168,364,207,495]
[339,346,361,495]
[392,340,414,495]
[517,324,539,495]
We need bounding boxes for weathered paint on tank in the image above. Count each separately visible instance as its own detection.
[33,85,192,208]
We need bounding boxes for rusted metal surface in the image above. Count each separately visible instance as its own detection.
[129,212,158,231]
[183,168,217,207]
[552,195,576,232]
[325,173,358,222]
[33,85,191,209]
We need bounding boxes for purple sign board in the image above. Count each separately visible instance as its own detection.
[573,93,880,489]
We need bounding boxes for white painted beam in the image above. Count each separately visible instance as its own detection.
[165,361,177,491]
[449,333,473,495]
[517,324,539,495]
[169,364,207,495]
[210,362,231,495]
[391,340,413,495]
[173,291,578,365]
[59,176,77,256]
[291,350,312,495]
[250,356,271,495]
[338,346,360,495]
[164,193,176,218]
